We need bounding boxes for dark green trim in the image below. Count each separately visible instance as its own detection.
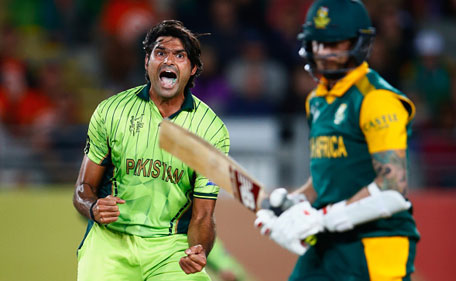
[169,89,195,119]
[193,192,218,199]
[169,190,193,235]
[77,220,94,252]
[98,163,115,198]
[176,199,193,234]
[137,83,150,101]
[137,83,195,118]
[136,82,194,111]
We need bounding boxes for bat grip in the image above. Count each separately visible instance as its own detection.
[260,197,294,216]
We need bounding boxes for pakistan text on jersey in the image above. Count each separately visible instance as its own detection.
[126,159,184,184]
[310,136,348,159]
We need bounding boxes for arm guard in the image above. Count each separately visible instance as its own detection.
[323,183,412,232]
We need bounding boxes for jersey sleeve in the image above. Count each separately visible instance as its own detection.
[85,103,110,165]
[193,122,230,200]
[360,90,411,153]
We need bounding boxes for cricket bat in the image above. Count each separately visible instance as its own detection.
[158,119,266,212]
[158,119,317,246]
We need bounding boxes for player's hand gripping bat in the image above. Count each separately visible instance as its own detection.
[158,119,316,246]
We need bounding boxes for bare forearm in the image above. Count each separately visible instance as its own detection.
[73,182,98,219]
[73,155,106,219]
[371,149,408,194]
[347,149,408,204]
[179,208,215,274]
[187,217,215,256]
[293,177,317,204]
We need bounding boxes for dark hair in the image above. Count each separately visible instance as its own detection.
[143,20,203,90]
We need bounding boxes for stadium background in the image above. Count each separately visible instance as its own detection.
[0,0,455,280]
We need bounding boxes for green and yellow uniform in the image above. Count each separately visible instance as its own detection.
[77,83,229,281]
[290,62,420,281]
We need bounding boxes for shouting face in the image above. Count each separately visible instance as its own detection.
[145,36,196,101]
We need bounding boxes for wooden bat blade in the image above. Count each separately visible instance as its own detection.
[158,119,266,212]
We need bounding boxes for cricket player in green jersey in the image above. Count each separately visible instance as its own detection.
[73,20,229,281]
[255,1,420,280]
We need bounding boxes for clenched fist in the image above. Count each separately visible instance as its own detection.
[179,244,207,274]
[91,195,125,224]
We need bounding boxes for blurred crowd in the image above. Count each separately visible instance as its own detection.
[0,0,455,187]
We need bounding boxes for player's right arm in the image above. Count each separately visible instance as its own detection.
[73,101,124,224]
[291,177,318,204]
[73,156,125,224]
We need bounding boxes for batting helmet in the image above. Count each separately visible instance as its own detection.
[298,0,375,78]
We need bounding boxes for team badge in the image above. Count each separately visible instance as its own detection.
[129,114,144,136]
[314,6,330,29]
[334,103,347,125]
[310,103,321,123]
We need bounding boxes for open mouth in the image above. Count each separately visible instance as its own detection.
[159,70,177,88]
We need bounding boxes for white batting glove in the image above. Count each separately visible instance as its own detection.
[272,235,309,256]
[268,187,308,211]
[269,201,324,255]
[321,201,354,232]
[254,209,277,236]
[256,208,308,255]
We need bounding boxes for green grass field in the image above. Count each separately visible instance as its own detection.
[0,187,87,281]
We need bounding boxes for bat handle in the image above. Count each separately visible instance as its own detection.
[260,197,294,216]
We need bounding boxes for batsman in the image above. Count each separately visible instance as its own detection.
[255,0,420,280]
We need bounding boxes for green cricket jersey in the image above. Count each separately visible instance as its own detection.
[84,83,230,237]
[305,62,419,239]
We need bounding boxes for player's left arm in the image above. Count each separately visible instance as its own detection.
[179,120,229,273]
[356,89,414,196]
[179,197,216,274]
[345,148,407,204]
[322,90,415,232]
[371,149,407,193]
[179,121,228,273]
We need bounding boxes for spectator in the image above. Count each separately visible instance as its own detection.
[98,0,157,93]
[193,44,233,116]
[370,1,416,87]
[226,30,287,116]
[204,0,243,69]
[0,58,56,185]
[0,59,56,134]
[280,64,317,116]
[401,29,455,129]
[401,29,456,188]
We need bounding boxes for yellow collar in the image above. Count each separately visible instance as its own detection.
[315,62,369,101]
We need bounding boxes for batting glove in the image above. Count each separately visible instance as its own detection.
[269,201,324,252]
[255,208,309,255]
[254,209,277,236]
